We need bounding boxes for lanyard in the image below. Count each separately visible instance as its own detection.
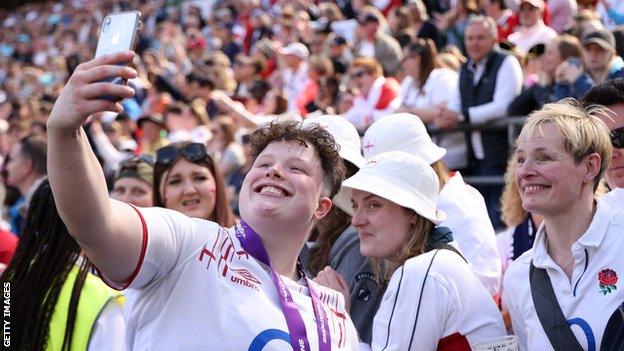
[236,220,331,351]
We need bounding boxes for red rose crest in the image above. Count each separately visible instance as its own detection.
[598,268,618,295]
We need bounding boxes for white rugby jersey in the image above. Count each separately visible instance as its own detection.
[438,172,502,295]
[504,201,624,351]
[102,207,359,350]
[369,249,506,350]
[599,188,624,209]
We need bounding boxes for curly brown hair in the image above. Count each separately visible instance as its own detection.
[249,121,346,198]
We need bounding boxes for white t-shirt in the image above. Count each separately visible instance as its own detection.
[400,68,458,110]
[358,41,375,59]
[104,207,359,350]
[89,298,126,351]
[399,69,466,169]
[504,201,624,351]
[343,77,400,133]
[438,172,502,295]
[599,188,624,209]
[369,249,506,350]
[282,64,309,112]
[507,22,558,55]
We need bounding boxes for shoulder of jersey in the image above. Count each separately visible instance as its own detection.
[504,248,534,281]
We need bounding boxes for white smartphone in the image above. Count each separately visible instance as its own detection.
[95,11,141,100]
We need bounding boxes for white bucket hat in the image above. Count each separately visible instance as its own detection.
[342,151,446,224]
[303,115,366,215]
[362,113,446,165]
[303,115,366,168]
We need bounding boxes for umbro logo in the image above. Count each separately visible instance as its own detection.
[230,268,261,291]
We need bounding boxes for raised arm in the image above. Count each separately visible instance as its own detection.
[46,52,144,284]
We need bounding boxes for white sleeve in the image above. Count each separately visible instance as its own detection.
[399,77,414,105]
[100,206,221,290]
[343,98,372,133]
[88,297,126,351]
[427,70,459,107]
[496,227,515,307]
[447,77,463,114]
[468,56,523,124]
[502,263,529,351]
[91,131,130,170]
[371,261,450,351]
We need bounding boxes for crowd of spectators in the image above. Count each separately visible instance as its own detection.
[1,0,624,349]
[0,0,622,234]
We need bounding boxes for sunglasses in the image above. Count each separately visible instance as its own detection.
[351,70,366,79]
[611,127,624,149]
[519,5,539,11]
[156,143,208,166]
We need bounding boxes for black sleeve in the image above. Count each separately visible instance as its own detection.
[507,85,539,116]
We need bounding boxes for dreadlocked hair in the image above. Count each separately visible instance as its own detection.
[1,180,94,350]
[308,161,359,276]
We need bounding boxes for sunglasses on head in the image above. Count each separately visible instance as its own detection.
[611,127,624,149]
[156,143,208,166]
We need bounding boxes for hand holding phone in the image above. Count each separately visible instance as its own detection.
[47,52,137,134]
[95,11,141,101]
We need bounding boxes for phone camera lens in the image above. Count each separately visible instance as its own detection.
[102,17,111,33]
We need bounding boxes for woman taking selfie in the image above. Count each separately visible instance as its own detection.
[504,101,624,350]
[45,50,360,350]
[316,151,506,350]
[154,141,235,227]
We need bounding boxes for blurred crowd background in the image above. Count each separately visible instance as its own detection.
[0,0,622,254]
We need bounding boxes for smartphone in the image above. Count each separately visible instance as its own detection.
[95,11,141,100]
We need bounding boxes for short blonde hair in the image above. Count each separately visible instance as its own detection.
[352,57,383,77]
[517,100,612,191]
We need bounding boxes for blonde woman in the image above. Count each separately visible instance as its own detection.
[504,101,624,350]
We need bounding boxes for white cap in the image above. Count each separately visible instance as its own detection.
[520,0,544,10]
[280,42,310,60]
[342,151,446,224]
[303,115,366,215]
[362,113,446,165]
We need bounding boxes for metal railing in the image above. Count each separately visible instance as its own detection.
[428,116,528,186]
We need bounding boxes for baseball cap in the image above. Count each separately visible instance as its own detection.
[520,0,544,10]
[137,114,166,129]
[342,151,446,224]
[330,36,347,47]
[362,113,446,164]
[114,154,154,186]
[357,13,379,24]
[303,115,366,215]
[583,29,616,50]
[280,42,309,60]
